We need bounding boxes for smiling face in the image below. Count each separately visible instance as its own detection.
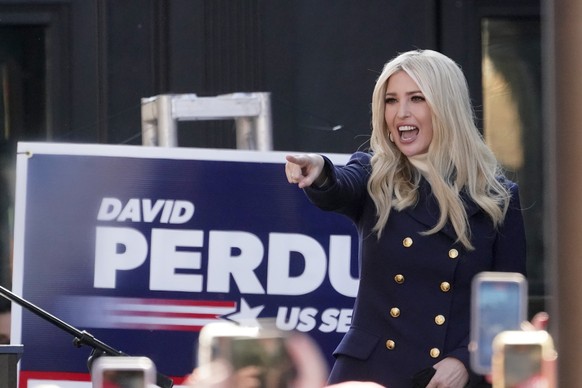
[384,71,434,157]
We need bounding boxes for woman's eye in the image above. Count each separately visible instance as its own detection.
[385,97,397,104]
[411,95,425,102]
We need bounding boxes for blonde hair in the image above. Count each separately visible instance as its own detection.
[368,49,510,250]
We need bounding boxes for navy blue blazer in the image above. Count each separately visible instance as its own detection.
[305,152,527,388]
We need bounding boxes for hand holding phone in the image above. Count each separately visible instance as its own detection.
[91,356,156,388]
[197,321,297,388]
[491,330,557,388]
[470,271,528,375]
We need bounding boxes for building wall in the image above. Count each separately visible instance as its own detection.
[0,0,545,308]
[51,0,440,151]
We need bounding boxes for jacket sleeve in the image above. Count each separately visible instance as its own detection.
[303,152,371,222]
[445,333,491,386]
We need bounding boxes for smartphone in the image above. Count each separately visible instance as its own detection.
[491,330,557,388]
[470,271,527,375]
[91,356,156,388]
[197,321,296,388]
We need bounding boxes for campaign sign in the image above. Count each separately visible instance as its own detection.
[11,142,358,387]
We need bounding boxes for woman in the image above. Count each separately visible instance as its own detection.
[285,49,526,388]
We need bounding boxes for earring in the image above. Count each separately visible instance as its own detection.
[389,133,394,142]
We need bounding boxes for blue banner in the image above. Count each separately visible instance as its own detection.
[12,143,358,386]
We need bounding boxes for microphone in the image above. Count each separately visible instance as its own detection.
[0,286,174,388]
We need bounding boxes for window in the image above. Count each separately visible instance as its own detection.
[481,17,544,310]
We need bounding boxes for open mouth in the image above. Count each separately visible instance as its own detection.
[398,125,419,142]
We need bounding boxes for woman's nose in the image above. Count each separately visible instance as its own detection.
[397,103,411,118]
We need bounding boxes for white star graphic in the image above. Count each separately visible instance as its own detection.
[226,298,264,326]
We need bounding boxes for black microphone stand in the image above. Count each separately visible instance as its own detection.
[0,285,174,388]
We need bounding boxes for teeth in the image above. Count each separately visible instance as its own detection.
[398,125,416,132]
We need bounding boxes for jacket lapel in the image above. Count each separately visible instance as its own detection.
[403,179,481,241]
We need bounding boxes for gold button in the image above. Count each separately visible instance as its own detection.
[403,237,413,247]
[435,315,445,325]
[394,274,405,284]
[430,348,440,358]
[390,307,400,318]
[448,249,459,259]
[440,282,451,292]
[386,340,395,350]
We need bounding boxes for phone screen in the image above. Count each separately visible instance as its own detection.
[101,369,146,388]
[211,336,297,388]
[475,280,524,371]
[503,343,543,387]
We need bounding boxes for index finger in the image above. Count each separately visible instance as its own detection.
[285,154,308,166]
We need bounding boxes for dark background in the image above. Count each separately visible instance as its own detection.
[0,0,545,323]
[0,0,538,151]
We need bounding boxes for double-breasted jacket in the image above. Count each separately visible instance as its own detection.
[304,152,527,388]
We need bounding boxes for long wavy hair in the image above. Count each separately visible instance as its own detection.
[368,49,510,250]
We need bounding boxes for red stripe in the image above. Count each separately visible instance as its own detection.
[20,371,90,388]
[111,322,206,332]
[110,310,222,319]
[19,370,187,387]
[124,298,236,307]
